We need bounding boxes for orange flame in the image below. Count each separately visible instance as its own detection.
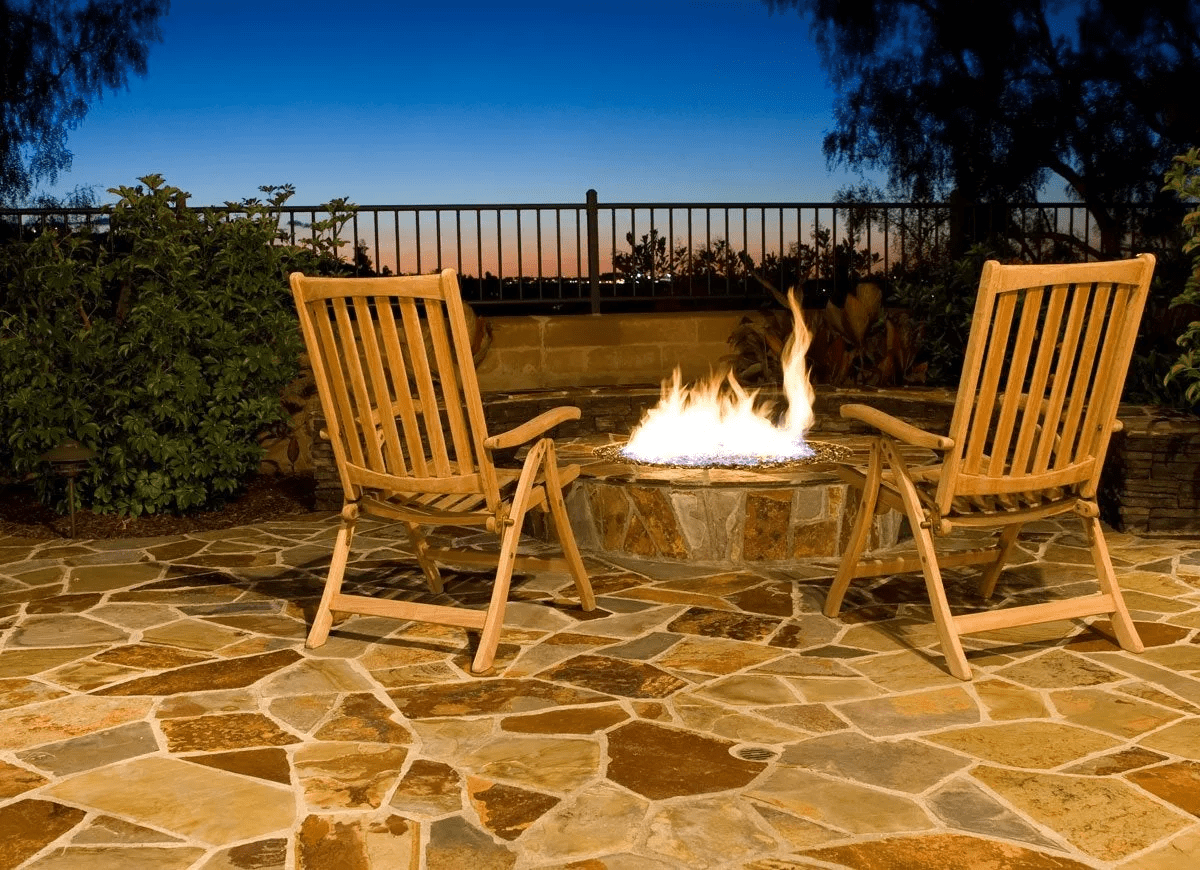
[622,289,815,466]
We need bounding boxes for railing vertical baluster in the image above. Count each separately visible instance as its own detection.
[759,207,766,298]
[724,208,731,299]
[515,209,524,300]
[868,207,878,274]
[475,210,484,301]
[627,207,636,296]
[883,207,890,276]
[831,207,838,292]
[705,209,712,297]
[535,209,544,300]
[648,208,656,292]
[813,206,821,285]
[742,207,749,298]
[778,208,786,293]
[574,207,583,303]
[609,209,617,304]
[495,210,503,300]
[668,208,676,296]
[454,210,463,278]
[686,207,694,288]
[434,210,443,271]
[586,189,600,313]
[393,207,403,273]
[372,211,380,275]
[414,210,423,275]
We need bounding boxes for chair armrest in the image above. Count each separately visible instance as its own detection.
[841,403,954,451]
[484,406,581,451]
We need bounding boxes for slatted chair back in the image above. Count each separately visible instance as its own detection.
[936,254,1155,517]
[290,270,498,514]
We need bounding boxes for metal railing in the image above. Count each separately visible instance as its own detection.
[2,193,1183,314]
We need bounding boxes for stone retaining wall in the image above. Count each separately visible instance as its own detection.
[474,311,746,391]
[1102,406,1200,534]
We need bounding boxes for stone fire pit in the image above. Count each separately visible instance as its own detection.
[557,433,916,566]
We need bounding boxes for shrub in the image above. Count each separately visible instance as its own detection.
[886,244,1001,386]
[0,175,351,516]
[1163,148,1200,407]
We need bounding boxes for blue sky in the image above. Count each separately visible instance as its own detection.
[44,0,878,207]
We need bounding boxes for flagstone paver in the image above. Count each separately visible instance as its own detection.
[972,765,1193,861]
[43,756,295,845]
[1,513,1198,867]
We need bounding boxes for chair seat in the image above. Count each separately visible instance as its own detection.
[909,470,1080,521]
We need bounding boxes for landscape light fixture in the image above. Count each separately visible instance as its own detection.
[39,440,96,538]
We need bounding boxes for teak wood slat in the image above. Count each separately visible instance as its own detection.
[1009,288,1066,477]
[377,298,426,477]
[827,254,1155,680]
[986,286,1042,477]
[291,268,595,674]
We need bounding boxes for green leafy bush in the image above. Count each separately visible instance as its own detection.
[0,175,352,516]
[884,245,1003,386]
[1163,148,1200,406]
[732,241,993,390]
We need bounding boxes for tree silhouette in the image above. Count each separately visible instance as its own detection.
[1,0,169,204]
[768,0,1200,254]
[613,229,684,279]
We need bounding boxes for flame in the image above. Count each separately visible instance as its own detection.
[622,289,815,466]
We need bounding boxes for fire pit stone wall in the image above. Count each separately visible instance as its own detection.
[556,434,906,565]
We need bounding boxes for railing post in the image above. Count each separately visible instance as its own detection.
[586,188,600,313]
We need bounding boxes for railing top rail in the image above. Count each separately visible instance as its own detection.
[0,206,111,216]
[273,203,592,212]
[554,201,1117,210]
[0,200,1169,216]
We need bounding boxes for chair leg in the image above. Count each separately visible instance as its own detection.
[1083,514,1144,653]
[912,519,973,680]
[978,522,1023,601]
[308,503,358,649]
[471,440,548,675]
[880,439,972,680]
[826,439,883,618]
[405,522,445,594]
[542,440,596,611]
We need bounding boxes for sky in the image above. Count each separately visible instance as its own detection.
[42,0,880,208]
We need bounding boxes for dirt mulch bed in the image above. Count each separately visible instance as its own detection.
[0,473,320,540]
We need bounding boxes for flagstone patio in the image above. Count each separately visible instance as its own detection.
[1,512,1199,869]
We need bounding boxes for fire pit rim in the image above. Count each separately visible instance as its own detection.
[590,438,852,471]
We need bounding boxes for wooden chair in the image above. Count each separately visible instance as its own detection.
[290,268,595,674]
[827,254,1155,679]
